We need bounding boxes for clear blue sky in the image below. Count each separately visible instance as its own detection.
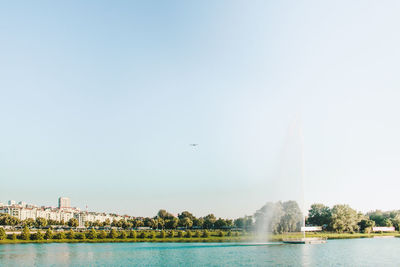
[1,1,400,218]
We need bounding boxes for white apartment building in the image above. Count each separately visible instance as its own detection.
[0,198,131,226]
[58,197,71,209]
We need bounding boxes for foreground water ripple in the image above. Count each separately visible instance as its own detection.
[0,238,399,266]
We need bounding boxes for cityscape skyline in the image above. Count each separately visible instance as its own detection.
[1,197,130,227]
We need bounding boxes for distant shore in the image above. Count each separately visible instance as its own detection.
[1,232,399,245]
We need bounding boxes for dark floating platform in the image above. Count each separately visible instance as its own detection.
[282,237,327,244]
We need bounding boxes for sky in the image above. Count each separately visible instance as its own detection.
[1,1,400,219]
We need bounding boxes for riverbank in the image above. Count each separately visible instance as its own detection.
[270,232,400,241]
[1,232,399,244]
[0,236,248,244]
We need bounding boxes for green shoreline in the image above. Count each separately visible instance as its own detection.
[1,233,399,245]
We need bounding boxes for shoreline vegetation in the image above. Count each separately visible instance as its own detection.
[1,231,399,245]
[2,201,400,245]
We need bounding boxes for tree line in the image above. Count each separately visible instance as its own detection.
[2,202,399,234]
[0,210,239,230]
[306,203,400,233]
[0,227,240,241]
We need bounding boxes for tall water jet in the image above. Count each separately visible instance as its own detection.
[253,116,324,243]
[280,117,326,244]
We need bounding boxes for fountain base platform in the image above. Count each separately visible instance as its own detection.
[282,237,327,244]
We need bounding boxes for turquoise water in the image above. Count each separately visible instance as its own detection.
[1,238,400,266]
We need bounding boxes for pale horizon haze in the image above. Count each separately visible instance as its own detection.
[2,1,400,219]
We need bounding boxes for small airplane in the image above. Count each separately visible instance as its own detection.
[189,144,199,147]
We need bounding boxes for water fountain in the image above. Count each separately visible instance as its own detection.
[252,118,326,244]
[281,120,326,244]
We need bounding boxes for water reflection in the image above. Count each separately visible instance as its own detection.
[1,239,400,266]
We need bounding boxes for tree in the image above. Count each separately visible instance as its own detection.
[98,230,107,239]
[87,229,97,239]
[253,201,302,234]
[178,211,195,221]
[180,217,193,229]
[149,231,156,239]
[116,220,124,228]
[158,209,168,219]
[48,219,59,226]
[20,226,30,240]
[225,219,233,228]
[149,219,158,229]
[111,220,119,227]
[186,231,192,238]
[234,218,245,229]
[383,218,393,227]
[68,218,79,228]
[390,214,400,230]
[66,230,75,239]
[254,202,284,234]
[22,218,35,227]
[330,204,360,233]
[157,210,174,220]
[10,233,17,240]
[104,219,111,226]
[203,214,216,229]
[119,231,127,239]
[279,201,303,232]
[157,218,165,230]
[122,221,133,229]
[214,218,227,229]
[168,230,175,238]
[193,218,204,228]
[109,229,118,239]
[307,204,332,226]
[165,218,179,229]
[75,232,85,239]
[358,219,375,233]
[195,230,201,238]
[32,230,44,240]
[159,230,166,238]
[139,232,146,239]
[244,216,254,231]
[44,229,53,240]
[202,230,210,238]
[54,232,66,239]
[0,228,6,240]
[368,210,387,226]
[35,217,48,228]
[128,230,136,238]
[133,219,144,228]
[0,214,20,226]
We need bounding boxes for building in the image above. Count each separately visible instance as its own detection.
[58,197,71,209]
[372,226,395,232]
[0,197,131,227]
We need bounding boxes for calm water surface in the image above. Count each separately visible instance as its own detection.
[1,238,400,266]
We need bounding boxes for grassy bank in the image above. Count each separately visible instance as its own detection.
[0,236,250,244]
[1,231,400,244]
[270,232,400,241]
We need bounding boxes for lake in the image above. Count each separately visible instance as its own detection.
[1,238,399,266]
